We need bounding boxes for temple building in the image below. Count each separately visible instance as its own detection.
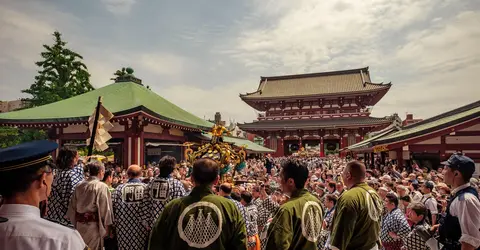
[0,72,273,167]
[238,67,399,157]
[346,100,480,175]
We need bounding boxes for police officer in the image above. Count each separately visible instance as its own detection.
[0,140,87,250]
[438,153,480,250]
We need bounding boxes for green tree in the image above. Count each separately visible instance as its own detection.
[0,127,46,148]
[22,31,94,107]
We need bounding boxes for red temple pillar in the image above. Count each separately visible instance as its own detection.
[356,130,362,143]
[131,135,138,165]
[320,136,325,157]
[396,148,403,169]
[299,137,303,148]
[276,137,285,157]
[123,136,129,169]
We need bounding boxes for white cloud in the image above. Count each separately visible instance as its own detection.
[373,10,480,118]
[100,0,137,15]
[0,4,74,69]
[224,0,438,74]
[138,53,185,77]
[0,0,478,126]
[219,0,478,121]
[158,80,258,123]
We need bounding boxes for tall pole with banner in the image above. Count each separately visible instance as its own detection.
[87,96,103,157]
[86,96,114,157]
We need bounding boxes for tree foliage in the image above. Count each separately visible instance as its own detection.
[1,31,93,148]
[22,31,94,107]
[0,127,47,148]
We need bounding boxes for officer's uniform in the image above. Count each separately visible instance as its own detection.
[0,140,87,250]
[438,154,480,250]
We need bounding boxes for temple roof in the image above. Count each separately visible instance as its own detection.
[240,67,391,100]
[373,100,480,145]
[0,81,212,130]
[238,116,393,131]
[345,100,480,151]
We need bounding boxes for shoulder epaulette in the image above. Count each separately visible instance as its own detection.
[43,218,75,229]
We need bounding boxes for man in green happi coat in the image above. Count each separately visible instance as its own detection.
[329,161,383,250]
[265,158,323,250]
[148,158,247,250]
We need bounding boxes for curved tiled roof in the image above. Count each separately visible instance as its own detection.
[373,101,480,145]
[240,67,391,99]
[0,82,213,130]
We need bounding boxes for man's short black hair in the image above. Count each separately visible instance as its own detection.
[231,192,241,201]
[409,202,427,219]
[325,194,338,205]
[386,193,399,207]
[280,158,308,189]
[192,158,218,185]
[102,168,114,182]
[241,191,253,203]
[56,147,77,170]
[158,155,177,177]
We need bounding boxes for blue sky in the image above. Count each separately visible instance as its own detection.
[1,0,479,123]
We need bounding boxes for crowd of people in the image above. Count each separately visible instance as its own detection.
[1,140,480,250]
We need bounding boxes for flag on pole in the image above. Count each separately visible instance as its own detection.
[86,103,114,152]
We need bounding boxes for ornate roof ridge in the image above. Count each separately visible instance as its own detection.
[260,66,369,81]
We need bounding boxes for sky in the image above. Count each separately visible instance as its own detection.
[0,0,479,124]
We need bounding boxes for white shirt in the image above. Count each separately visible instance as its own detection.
[411,191,423,203]
[421,193,438,215]
[0,204,86,250]
[450,183,480,248]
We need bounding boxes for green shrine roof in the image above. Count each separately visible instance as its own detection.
[0,81,213,130]
[202,133,275,153]
[345,100,480,150]
[374,100,480,145]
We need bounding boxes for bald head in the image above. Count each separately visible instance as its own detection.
[220,183,232,195]
[127,165,142,179]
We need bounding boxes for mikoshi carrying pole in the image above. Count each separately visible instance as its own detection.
[87,96,103,157]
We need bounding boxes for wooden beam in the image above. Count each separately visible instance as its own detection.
[448,131,480,136]
[143,132,186,142]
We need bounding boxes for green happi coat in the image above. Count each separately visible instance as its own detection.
[148,185,247,250]
[329,183,383,250]
[265,189,323,250]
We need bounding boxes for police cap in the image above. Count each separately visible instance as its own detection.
[0,140,58,172]
[441,153,476,178]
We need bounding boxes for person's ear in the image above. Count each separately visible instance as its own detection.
[287,178,295,186]
[213,175,220,185]
[38,172,48,188]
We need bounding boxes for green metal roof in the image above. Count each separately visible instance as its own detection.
[374,103,480,145]
[0,82,213,130]
[346,128,396,151]
[202,133,275,153]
